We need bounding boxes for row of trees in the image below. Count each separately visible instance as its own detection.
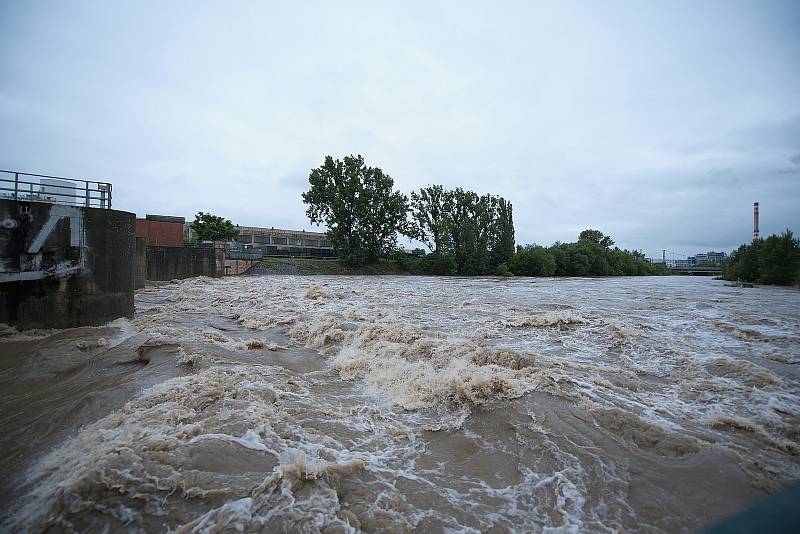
[302,155,668,278]
[723,230,800,286]
[302,155,514,274]
[507,229,670,277]
[407,185,515,275]
[186,156,669,279]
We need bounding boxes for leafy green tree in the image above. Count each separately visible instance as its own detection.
[425,252,457,275]
[446,188,478,274]
[508,245,555,276]
[723,231,800,286]
[508,230,666,278]
[408,185,449,253]
[303,155,408,265]
[490,197,515,267]
[550,247,567,276]
[407,185,516,275]
[567,251,590,276]
[724,242,761,282]
[757,230,800,285]
[190,212,239,241]
[579,229,615,248]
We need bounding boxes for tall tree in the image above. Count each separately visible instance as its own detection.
[579,229,614,248]
[190,212,239,241]
[408,185,449,253]
[448,188,479,274]
[407,185,515,275]
[490,197,515,266]
[303,155,408,265]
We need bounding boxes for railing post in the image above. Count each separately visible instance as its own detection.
[14,172,19,200]
[85,182,90,207]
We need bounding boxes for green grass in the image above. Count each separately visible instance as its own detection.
[252,257,409,275]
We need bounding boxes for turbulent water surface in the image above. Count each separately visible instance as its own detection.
[1,275,799,532]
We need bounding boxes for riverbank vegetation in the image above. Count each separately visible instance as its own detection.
[723,230,800,286]
[252,257,407,275]
[507,230,670,277]
[390,229,669,277]
[302,155,670,277]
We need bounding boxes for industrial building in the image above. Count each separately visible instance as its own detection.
[693,251,728,265]
[667,251,728,268]
[235,225,333,258]
[184,223,334,258]
[136,214,185,247]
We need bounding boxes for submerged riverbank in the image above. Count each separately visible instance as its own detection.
[248,257,409,275]
[1,276,798,532]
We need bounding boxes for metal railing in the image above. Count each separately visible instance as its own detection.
[0,169,112,209]
[226,248,264,260]
[224,243,336,260]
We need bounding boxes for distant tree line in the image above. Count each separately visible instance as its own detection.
[506,229,670,277]
[302,154,670,277]
[302,155,514,274]
[723,230,800,286]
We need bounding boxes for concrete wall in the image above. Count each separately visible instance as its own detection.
[0,199,135,329]
[224,258,260,276]
[134,237,146,289]
[146,243,224,281]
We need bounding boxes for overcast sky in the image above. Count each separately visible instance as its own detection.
[1,1,798,259]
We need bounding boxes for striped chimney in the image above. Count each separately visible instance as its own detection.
[753,202,759,242]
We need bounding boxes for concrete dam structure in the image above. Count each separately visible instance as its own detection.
[0,173,135,329]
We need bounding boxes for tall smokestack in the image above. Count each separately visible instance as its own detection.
[753,202,760,242]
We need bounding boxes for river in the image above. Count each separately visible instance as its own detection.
[1,275,798,532]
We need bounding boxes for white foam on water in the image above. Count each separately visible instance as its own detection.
[6,275,799,532]
[188,429,270,452]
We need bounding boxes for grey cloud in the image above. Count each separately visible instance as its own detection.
[278,173,309,191]
[708,168,733,177]
[1,0,799,258]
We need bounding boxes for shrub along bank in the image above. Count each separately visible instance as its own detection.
[723,230,800,286]
[390,230,670,277]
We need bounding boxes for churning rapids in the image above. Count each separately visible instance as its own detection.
[1,276,799,533]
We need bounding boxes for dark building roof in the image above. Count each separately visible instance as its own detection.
[145,214,185,224]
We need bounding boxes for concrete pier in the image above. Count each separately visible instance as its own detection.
[0,199,135,329]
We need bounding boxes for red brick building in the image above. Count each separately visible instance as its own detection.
[136,215,185,247]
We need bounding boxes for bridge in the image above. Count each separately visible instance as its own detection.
[647,248,726,276]
[667,266,722,275]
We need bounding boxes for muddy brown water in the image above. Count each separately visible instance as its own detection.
[1,276,798,532]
